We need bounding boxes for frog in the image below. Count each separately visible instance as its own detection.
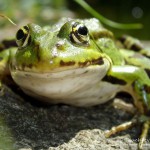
[0,17,150,149]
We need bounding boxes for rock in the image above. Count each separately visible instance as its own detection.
[0,85,149,150]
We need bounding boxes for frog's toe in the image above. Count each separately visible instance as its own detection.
[104,116,137,138]
[104,115,150,150]
[139,119,150,150]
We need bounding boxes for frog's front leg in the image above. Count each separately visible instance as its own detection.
[0,47,17,90]
[104,65,150,150]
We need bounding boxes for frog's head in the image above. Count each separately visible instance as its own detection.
[11,19,110,73]
[10,19,112,104]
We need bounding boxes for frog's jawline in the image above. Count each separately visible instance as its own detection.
[60,57,104,68]
[12,57,105,72]
[11,58,123,107]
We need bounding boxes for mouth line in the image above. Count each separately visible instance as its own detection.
[60,57,104,68]
[12,63,105,79]
[11,57,104,73]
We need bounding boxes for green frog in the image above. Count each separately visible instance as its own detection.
[0,18,150,149]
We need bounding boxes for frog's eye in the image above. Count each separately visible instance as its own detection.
[70,22,89,46]
[16,25,31,47]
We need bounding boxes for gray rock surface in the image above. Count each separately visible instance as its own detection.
[0,84,149,150]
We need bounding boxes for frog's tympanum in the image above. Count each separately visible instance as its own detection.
[1,18,150,149]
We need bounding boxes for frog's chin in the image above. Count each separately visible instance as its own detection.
[10,58,111,106]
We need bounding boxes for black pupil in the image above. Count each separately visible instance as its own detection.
[16,29,25,40]
[78,26,88,35]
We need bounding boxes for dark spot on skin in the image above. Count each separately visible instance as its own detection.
[35,45,40,61]
[142,54,150,59]
[92,57,104,65]
[118,35,126,43]
[79,57,104,67]
[130,44,143,51]
[132,81,150,94]
[118,35,143,51]
[145,69,150,78]
[60,57,104,67]
[60,60,75,66]
[102,75,126,85]
[78,61,88,67]
[56,43,64,50]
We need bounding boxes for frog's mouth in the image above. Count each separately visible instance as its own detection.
[10,56,107,73]
[11,57,110,88]
[59,57,104,68]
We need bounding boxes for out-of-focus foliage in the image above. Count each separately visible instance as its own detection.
[0,0,75,40]
[72,0,150,39]
[75,0,142,30]
[0,0,74,26]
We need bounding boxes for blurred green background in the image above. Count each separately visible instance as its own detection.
[0,0,150,40]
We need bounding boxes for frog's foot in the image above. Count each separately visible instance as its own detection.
[104,115,150,150]
[112,98,136,114]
